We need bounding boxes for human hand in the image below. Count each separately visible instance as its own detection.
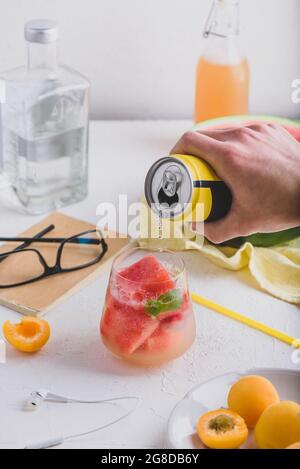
[171,123,300,244]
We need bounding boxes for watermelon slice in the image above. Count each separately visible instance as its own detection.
[117,254,175,298]
[194,115,300,142]
[139,324,182,354]
[101,255,177,355]
[101,293,159,355]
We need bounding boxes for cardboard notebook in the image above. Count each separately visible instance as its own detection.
[0,212,128,316]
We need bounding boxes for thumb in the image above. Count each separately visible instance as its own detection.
[201,211,243,244]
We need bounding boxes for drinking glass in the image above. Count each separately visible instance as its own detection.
[100,247,195,366]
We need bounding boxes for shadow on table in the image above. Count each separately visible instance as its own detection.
[50,334,168,378]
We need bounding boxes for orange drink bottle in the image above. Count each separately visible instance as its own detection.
[195,0,249,123]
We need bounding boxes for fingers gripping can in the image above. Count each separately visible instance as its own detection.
[144,154,232,223]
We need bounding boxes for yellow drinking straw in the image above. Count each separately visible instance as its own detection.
[191,292,299,348]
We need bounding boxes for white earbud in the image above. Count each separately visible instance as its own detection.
[24,390,140,449]
[26,389,69,410]
[26,389,49,410]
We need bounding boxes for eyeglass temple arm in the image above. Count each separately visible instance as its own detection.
[0,236,103,246]
[0,224,56,263]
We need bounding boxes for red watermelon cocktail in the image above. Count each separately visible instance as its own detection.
[100,248,195,366]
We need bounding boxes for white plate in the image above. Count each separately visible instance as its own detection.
[166,368,300,449]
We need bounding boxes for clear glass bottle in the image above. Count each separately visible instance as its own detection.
[0,19,89,214]
[195,0,249,123]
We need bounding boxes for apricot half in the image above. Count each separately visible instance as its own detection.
[3,316,50,353]
[197,409,248,449]
[255,401,300,449]
[227,375,279,427]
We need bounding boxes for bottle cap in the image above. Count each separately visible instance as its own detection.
[24,19,58,44]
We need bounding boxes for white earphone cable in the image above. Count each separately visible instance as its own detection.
[64,396,140,442]
[24,393,140,449]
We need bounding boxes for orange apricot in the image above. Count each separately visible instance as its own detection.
[3,316,50,353]
[286,442,300,449]
[197,408,248,449]
[227,375,279,427]
[255,401,300,449]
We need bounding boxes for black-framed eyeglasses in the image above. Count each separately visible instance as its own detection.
[0,224,108,288]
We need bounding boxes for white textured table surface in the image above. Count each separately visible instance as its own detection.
[0,121,299,449]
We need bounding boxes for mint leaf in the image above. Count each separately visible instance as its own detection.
[145,289,183,318]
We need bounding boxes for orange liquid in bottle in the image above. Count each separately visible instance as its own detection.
[195,57,249,123]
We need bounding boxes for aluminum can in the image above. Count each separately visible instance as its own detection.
[144,154,232,223]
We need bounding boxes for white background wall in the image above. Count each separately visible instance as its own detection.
[0,0,299,120]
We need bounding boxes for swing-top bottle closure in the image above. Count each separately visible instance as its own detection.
[203,0,240,39]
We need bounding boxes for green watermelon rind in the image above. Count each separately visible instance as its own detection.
[193,115,300,248]
[193,114,300,131]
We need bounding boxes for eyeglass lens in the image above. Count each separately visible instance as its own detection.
[60,231,104,270]
[0,250,45,287]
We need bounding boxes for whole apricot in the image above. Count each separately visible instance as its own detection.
[227,375,279,427]
[197,408,248,449]
[286,442,300,449]
[255,401,300,449]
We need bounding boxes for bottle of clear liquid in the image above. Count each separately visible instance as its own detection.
[195,0,249,123]
[0,19,89,214]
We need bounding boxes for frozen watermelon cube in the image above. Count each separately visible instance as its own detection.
[101,292,159,355]
[118,255,175,298]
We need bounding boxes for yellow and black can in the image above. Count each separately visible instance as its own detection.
[144,154,232,223]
